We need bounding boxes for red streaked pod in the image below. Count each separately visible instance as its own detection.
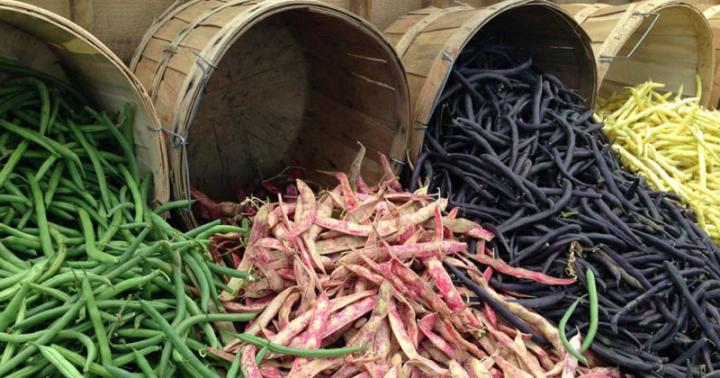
[466,356,493,378]
[335,172,358,210]
[372,319,392,361]
[338,240,466,266]
[423,256,465,311]
[449,360,471,378]
[289,292,330,373]
[494,355,534,378]
[468,253,575,285]
[417,313,461,360]
[278,292,301,330]
[561,333,582,378]
[387,298,447,376]
[240,345,262,378]
[223,203,271,301]
[287,357,343,378]
[332,365,363,378]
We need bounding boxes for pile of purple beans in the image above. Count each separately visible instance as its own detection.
[411,43,720,377]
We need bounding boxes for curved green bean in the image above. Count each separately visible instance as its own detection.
[581,268,598,353]
[234,332,365,358]
[559,296,588,366]
[139,300,219,378]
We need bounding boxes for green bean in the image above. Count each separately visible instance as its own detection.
[0,223,39,240]
[149,211,181,239]
[0,255,22,274]
[12,302,69,330]
[255,344,269,365]
[98,192,125,248]
[32,155,58,183]
[0,194,29,206]
[68,120,111,210]
[140,174,151,210]
[177,313,257,336]
[44,161,64,205]
[52,344,110,377]
[33,79,50,135]
[96,299,175,311]
[96,270,161,301]
[0,241,28,270]
[157,342,173,378]
[194,250,221,307]
[104,364,141,378]
[195,225,246,241]
[559,296,588,366]
[54,179,98,209]
[580,268,598,353]
[227,350,242,378]
[29,282,69,302]
[56,330,97,373]
[98,243,156,281]
[0,297,85,375]
[4,364,44,378]
[234,332,365,358]
[94,227,150,276]
[78,208,116,263]
[153,199,194,215]
[184,219,221,238]
[112,335,164,351]
[0,269,28,290]
[27,174,54,256]
[90,106,138,180]
[184,252,210,312]
[117,222,146,230]
[1,236,38,256]
[139,300,220,377]
[1,206,16,224]
[0,90,35,116]
[0,58,85,101]
[114,328,163,338]
[133,348,158,378]
[47,92,60,134]
[145,256,173,275]
[43,270,110,289]
[81,277,112,365]
[0,118,61,155]
[1,296,25,364]
[0,140,28,188]
[0,282,30,331]
[38,344,84,378]
[119,165,143,224]
[53,197,105,227]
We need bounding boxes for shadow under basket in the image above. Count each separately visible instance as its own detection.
[384,0,598,162]
[132,0,411,228]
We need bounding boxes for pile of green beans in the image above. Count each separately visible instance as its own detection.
[0,58,264,377]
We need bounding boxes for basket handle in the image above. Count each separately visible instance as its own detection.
[599,12,660,63]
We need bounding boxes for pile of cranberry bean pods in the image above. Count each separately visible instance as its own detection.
[412,43,720,376]
[215,162,619,377]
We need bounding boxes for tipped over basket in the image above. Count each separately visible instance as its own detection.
[384,0,597,162]
[132,0,411,227]
[0,0,168,204]
[562,0,714,105]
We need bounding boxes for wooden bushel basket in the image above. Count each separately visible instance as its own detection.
[694,4,720,108]
[384,0,597,162]
[132,0,411,227]
[0,0,169,204]
[563,0,714,105]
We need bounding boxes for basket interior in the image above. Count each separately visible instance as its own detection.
[478,4,597,103]
[187,8,408,200]
[599,6,712,102]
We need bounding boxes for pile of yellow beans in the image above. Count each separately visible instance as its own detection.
[598,80,720,242]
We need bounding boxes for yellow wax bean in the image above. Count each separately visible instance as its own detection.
[600,79,720,242]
